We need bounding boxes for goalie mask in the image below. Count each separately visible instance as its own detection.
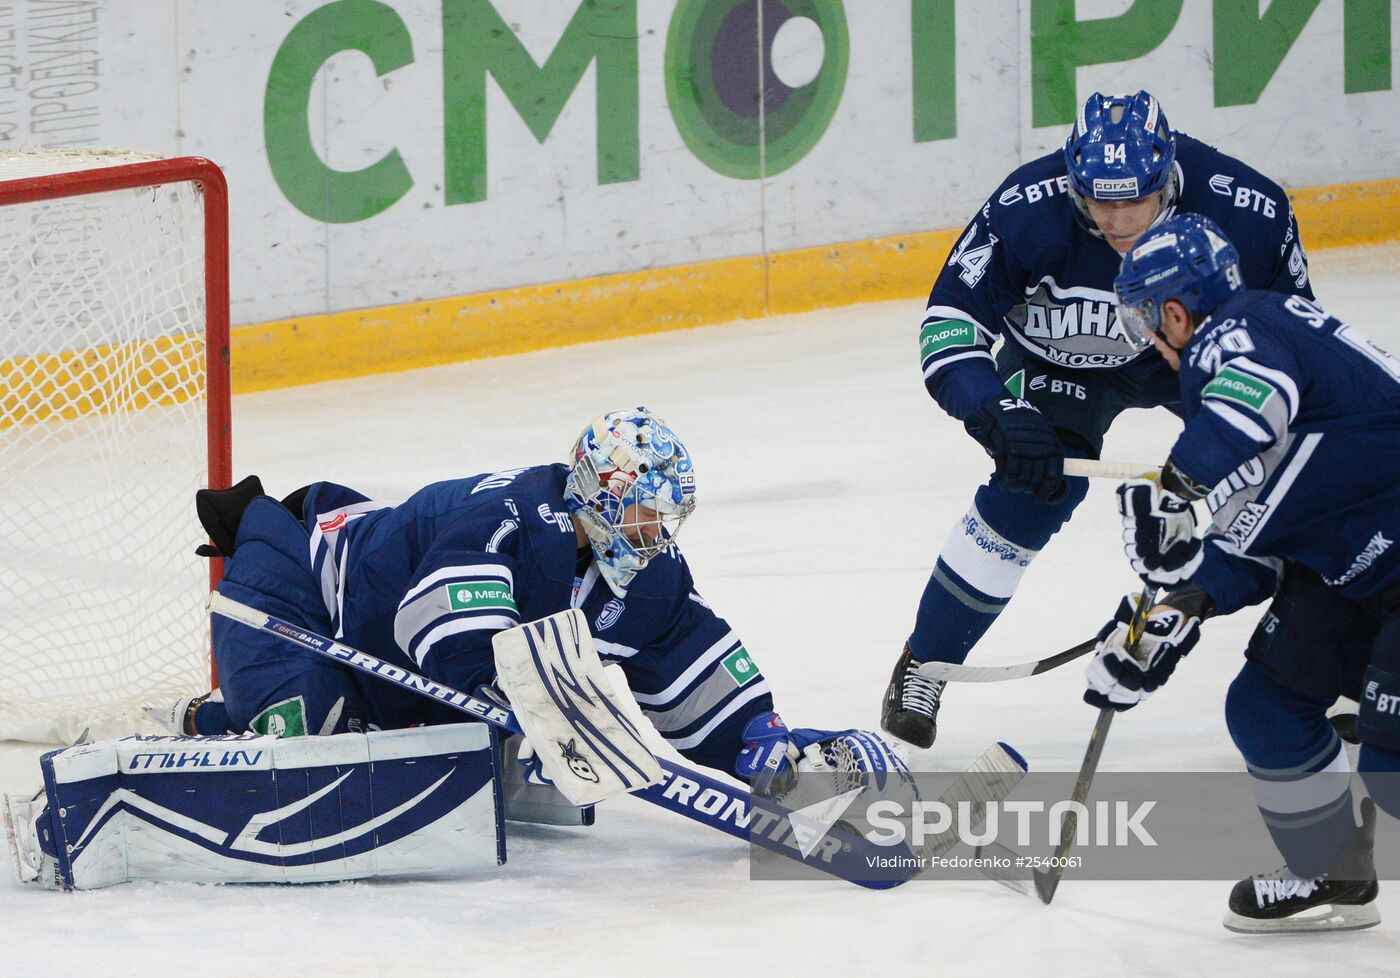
[565,408,697,598]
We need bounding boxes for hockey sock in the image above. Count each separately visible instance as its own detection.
[908,475,1084,664]
[1227,663,1356,877]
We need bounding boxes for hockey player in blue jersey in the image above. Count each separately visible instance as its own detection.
[165,408,875,794]
[1084,214,1400,932]
[882,90,1315,749]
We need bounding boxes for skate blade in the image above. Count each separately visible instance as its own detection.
[1223,902,1381,934]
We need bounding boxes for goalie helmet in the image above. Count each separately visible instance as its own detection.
[565,407,697,598]
[1113,213,1243,350]
[1064,91,1177,235]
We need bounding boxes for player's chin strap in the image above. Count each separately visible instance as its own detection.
[207,593,940,889]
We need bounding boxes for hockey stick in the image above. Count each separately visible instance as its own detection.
[1063,458,1160,480]
[208,592,917,889]
[915,637,1096,684]
[1032,584,1157,905]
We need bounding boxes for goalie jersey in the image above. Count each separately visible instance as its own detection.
[1169,291,1400,614]
[920,133,1313,419]
[287,464,773,772]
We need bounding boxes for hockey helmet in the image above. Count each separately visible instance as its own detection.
[1113,213,1243,350]
[1065,90,1176,202]
[565,408,696,597]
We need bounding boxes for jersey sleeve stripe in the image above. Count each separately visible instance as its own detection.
[923,348,997,380]
[594,637,641,660]
[334,536,351,637]
[1204,400,1275,445]
[631,631,740,706]
[646,663,759,734]
[663,681,772,751]
[392,579,514,652]
[410,613,521,667]
[398,562,515,610]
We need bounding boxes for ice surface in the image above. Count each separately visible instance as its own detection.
[4,244,1399,977]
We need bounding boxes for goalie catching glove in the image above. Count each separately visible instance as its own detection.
[1117,478,1202,587]
[736,713,907,796]
[1084,594,1201,711]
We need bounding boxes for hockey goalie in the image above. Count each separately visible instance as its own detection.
[5,408,935,889]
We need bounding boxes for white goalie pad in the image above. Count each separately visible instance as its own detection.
[5,724,504,889]
[493,609,662,806]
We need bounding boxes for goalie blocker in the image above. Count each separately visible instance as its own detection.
[4,724,504,890]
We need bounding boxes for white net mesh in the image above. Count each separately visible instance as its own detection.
[0,149,221,743]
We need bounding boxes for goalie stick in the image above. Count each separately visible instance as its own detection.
[208,592,1017,889]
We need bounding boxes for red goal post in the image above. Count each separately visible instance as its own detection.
[0,151,231,743]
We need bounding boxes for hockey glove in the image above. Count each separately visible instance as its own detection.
[737,712,802,795]
[1117,479,1203,588]
[736,712,851,796]
[964,395,1066,502]
[1084,594,1201,712]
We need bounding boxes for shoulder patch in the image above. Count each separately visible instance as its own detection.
[920,319,978,358]
[722,647,759,686]
[446,581,518,613]
[1202,366,1276,412]
[595,597,624,631]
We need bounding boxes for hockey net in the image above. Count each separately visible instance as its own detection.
[0,150,230,744]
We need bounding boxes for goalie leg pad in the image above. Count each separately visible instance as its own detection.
[5,724,504,889]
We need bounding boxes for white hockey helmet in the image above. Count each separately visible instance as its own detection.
[564,408,697,597]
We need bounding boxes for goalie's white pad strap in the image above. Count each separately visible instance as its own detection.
[7,724,504,889]
[493,609,662,806]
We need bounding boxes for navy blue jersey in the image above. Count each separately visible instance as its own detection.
[919,134,1313,418]
[1170,291,1400,614]
[295,464,773,772]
